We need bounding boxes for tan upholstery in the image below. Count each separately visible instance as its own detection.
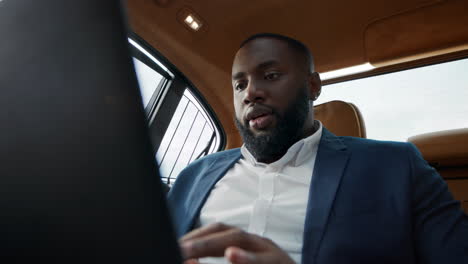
[314,100,366,138]
[408,128,468,168]
[408,128,468,213]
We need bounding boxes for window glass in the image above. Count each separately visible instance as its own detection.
[132,58,164,107]
[316,58,468,142]
[129,36,224,186]
[156,89,219,186]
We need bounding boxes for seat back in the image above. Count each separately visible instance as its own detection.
[314,100,366,138]
[408,128,468,213]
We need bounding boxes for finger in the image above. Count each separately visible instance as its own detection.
[225,247,256,264]
[180,222,232,243]
[225,247,286,264]
[183,259,200,264]
[181,228,265,259]
[224,247,295,264]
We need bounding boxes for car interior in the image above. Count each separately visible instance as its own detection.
[124,0,468,212]
[5,0,467,260]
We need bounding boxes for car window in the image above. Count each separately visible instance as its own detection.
[133,57,165,108]
[129,35,225,186]
[156,89,220,185]
[316,58,468,142]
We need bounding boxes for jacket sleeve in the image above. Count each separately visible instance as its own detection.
[408,143,468,263]
[166,163,202,238]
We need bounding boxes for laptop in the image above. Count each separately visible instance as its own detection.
[0,0,182,262]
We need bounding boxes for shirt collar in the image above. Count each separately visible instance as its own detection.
[241,120,323,168]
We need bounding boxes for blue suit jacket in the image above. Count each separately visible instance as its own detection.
[168,128,468,263]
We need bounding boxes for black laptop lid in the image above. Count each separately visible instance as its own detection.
[0,0,181,262]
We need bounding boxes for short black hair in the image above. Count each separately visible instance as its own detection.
[239,33,314,72]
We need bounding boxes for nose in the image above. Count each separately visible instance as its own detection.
[243,80,266,105]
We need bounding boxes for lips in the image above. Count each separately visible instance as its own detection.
[245,105,274,130]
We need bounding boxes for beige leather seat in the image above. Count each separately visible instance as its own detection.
[314,100,366,138]
[408,128,468,213]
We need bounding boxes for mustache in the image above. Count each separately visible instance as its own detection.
[243,103,280,127]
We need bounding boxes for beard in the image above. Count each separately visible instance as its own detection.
[235,87,310,163]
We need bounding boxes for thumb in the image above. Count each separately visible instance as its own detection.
[184,259,200,264]
[225,247,256,264]
[225,247,282,264]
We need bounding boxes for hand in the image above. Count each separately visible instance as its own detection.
[180,223,295,264]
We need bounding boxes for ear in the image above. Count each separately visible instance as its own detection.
[308,72,322,101]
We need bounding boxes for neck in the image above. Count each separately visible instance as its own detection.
[300,111,318,139]
[299,117,319,140]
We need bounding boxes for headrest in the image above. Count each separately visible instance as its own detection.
[408,128,468,167]
[314,100,366,138]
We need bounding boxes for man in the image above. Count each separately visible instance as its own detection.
[168,33,468,264]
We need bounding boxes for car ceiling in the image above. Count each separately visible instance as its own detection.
[127,0,468,148]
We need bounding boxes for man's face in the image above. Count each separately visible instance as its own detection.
[231,37,313,162]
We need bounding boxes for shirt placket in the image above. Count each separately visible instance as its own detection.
[248,165,276,236]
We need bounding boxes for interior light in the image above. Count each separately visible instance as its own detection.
[181,12,202,31]
[185,15,194,24]
[319,63,375,80]
[190,21,200,30]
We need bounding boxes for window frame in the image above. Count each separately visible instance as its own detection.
[128,32,226,156]
[318,56,468,142]
[322,53,468,86]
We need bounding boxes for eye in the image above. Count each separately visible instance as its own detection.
[265,72,281,81]
[234,81,247,91]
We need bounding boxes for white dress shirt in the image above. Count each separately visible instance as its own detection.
[198,121,323,264]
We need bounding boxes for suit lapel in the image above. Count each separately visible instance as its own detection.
[301,128,350,264]
[182,150,242,235]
